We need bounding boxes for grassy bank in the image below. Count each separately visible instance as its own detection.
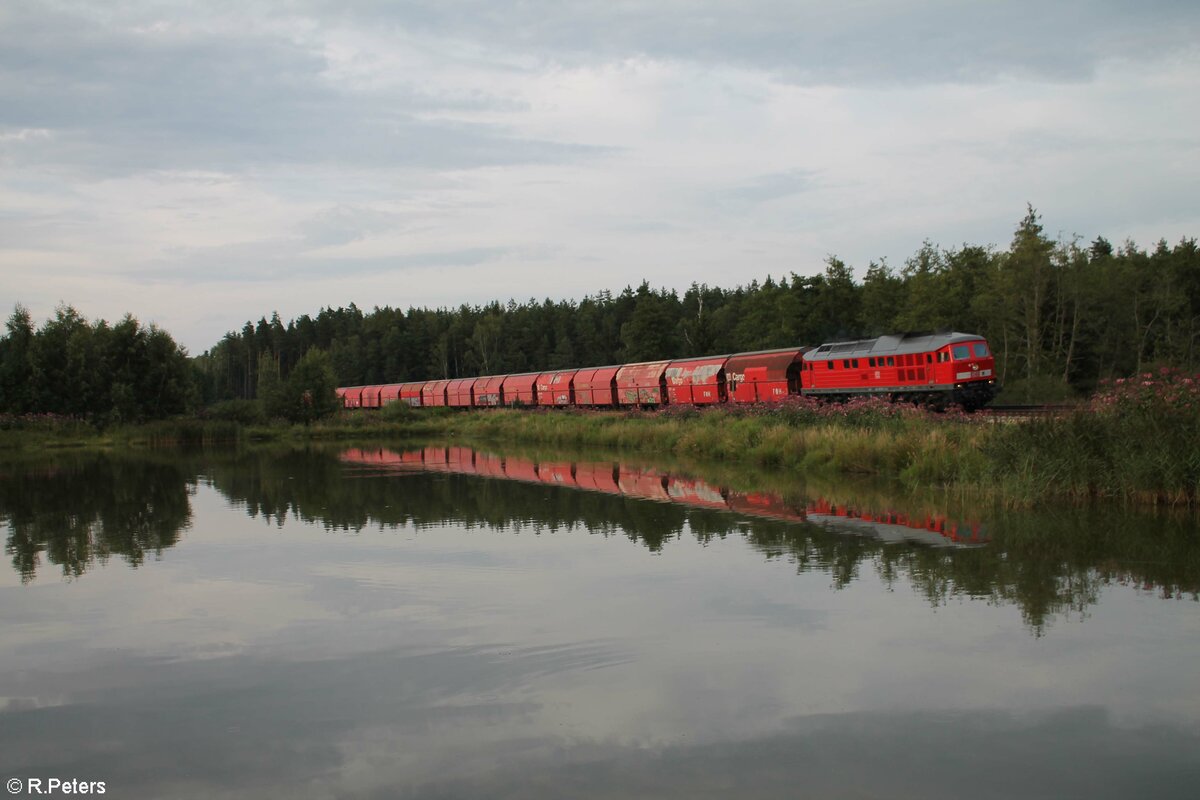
[328,375,1200,507]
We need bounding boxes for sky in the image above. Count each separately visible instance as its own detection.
[2,1,1198,354]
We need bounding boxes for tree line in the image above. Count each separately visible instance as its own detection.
[0,306,194,423]
[196,208,1200,404]
[0,305,340,424]
[3,206,1198,420]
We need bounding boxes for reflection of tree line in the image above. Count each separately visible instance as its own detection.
[1,452,192,583]
[3,446,1197,634]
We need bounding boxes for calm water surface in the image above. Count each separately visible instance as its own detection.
[2,445,1199,799]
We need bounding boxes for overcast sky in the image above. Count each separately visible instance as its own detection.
[2,1,1197,353]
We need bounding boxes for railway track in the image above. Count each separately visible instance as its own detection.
[979,403,1076,419]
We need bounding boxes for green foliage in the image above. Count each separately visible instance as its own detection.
[281,348,340,424]
[995,374,1077,404]
[205,399,266,425]
[0,305,193,424]
[379,400,417,421]
[256,351,287,419]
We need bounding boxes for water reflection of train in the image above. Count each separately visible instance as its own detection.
[338,447,988,547]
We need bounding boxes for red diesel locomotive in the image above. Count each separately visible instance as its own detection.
[336,331,997,412]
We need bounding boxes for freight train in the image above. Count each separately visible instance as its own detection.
[336,330,998,412]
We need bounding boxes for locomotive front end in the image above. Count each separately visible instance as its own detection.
[948,338,998,410]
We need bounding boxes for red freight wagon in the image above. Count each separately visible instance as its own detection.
[501,373,539,406]
[422,379,451,407]
[573,367,619,406]
[615,361,669,406]
[399,382,424,407]
[666,477,728,509]
[503,456,539,483]
[473,375,506,407]
[537,461,575,487]
[447,378,475,408]
[535,370,576,406]
[574,462,620,494]
[665,356,729,405]
[618,465,670,501]
[336,387,355,409]
[725,348,806,404]
[380,384,402,406]
[360,385,385,408]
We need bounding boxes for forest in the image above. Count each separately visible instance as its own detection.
[194,209,1200,405]
[2,207,1198,422]
[0,306,193,423]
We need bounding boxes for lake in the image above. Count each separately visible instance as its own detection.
[2,444,1198,798]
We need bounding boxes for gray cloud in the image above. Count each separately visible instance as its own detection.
[306,0,1200,84]
[0,2,600,177]
[297,205,418,247]
[135,243,512,283]
[726,169,817,205]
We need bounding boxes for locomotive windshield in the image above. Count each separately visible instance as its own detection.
[952,344,971,360]
[972,342,990,357]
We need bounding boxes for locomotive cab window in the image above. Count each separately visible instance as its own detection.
[973,342,990,357]
[868,358,875,367]
[952,345,971,360]
[886,356,895,367]
[827,361,834,370]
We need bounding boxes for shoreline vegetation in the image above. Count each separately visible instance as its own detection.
[3,369,1198,509]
